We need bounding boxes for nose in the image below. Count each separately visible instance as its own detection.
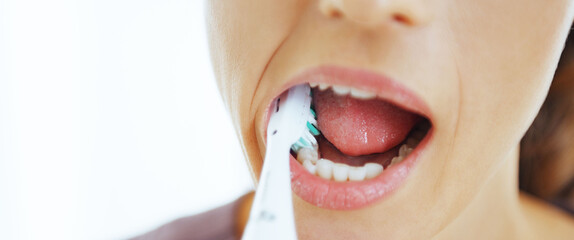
[319,0,434,27]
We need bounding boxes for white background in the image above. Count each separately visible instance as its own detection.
[0,0,254,239]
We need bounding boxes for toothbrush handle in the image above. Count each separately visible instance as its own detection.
[242,138,297,240]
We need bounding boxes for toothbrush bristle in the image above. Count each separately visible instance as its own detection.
[307,122,320,136]
[290,102,321,152]
[310,108,317,118]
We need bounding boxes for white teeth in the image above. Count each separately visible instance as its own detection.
[303,160,317,175]
[297,147,318,164]
[397,144,413,160]
[390,144,413,167]
[390,156,403,166]
[303,144,412,180]
[310,83,377,100]
[365,163,383,179]
[332,85,351,95]
[316,159,334,180]
[399,144,408,157]
[350,88,376,100]
[398,144,411,157]
[306,159,384,181]
[348,166,366,181]
[332,163,350,182]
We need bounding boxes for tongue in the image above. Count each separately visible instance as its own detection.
[314,89,420,156]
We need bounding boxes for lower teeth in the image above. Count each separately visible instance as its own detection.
[295,142,415,182]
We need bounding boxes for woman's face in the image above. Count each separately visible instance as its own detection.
[207,0,573,239]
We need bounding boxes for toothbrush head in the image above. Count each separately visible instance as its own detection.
[290,89,321,153]
[267,84,314,147]
[266,84,320,152]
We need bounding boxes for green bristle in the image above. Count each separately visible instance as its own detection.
[307,122,320,136]
[291,137,312,152]
[300,137,312,147]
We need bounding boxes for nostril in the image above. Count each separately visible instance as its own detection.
[392,13,411,25]
[320,1,344,19]
[325,8,343,18]
[330,10,343,18]
[319,0,433,28]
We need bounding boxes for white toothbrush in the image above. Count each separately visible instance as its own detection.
[242,84,316,240]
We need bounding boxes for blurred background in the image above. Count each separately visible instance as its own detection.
[0,0,253,239]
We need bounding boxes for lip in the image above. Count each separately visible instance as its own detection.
[262,65,434,210]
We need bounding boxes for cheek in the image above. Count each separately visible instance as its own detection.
[206,0,305,109]
[451,0,570,127]
[206,0,307,175]
[442,0,572,181]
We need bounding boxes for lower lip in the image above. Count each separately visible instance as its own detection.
[290,130,433,210]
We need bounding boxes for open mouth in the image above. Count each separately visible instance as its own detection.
[265,66,433,210]
[294,84,431,182]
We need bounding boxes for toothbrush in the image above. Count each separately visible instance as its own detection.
[242,84,319,240]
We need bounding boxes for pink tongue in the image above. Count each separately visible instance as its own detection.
[314,89,420,156]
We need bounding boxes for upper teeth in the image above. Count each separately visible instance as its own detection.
[309,83,377,100]
[296,143,413,182]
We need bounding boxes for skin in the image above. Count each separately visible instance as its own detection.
[206,0,574,239]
